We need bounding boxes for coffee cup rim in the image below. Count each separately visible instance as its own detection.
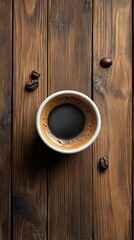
[36,90,101,154]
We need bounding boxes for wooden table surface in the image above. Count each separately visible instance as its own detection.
[0,0,132,239]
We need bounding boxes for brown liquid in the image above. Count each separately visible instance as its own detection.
[40,94,97,150]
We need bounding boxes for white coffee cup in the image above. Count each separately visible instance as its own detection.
[36,90,101,154]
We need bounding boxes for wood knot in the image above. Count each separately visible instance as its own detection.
[24,0,36,16]
[82,0,91,13]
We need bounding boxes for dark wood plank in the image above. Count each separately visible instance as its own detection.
[0,0,12,239]
[93,0,132,239]
[48,0,92,239]
[132,1,134,238]
[13,0,47,239]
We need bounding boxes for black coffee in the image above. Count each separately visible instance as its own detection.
[48,104,85,140]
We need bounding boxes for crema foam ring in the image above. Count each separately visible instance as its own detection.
[40,94,97,150]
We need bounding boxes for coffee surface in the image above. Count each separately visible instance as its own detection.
[40,94,97,150]
[48,104,85,140]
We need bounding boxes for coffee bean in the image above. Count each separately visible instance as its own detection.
[100,58,112,68]
[99,157,109,171]
[31,70,40,79]
[25,79,39,91]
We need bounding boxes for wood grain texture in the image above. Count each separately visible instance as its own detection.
[0,0,12,239]
[48,0,93,239]
[132,1,134,239]
[13,0,47,239]
[93,0,132,239]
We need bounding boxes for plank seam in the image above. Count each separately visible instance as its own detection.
[92,0,94,239]
[46,0,49,239]
[11,0,14,239]
[132,0,134,238]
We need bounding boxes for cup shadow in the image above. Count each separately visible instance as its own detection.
[46,147,71,172]
[21,131,71,180]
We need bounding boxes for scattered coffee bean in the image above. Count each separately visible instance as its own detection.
[25,79,39,91]
[31,70,40,79]
[100,58,112,68]
[99,157,109,171]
